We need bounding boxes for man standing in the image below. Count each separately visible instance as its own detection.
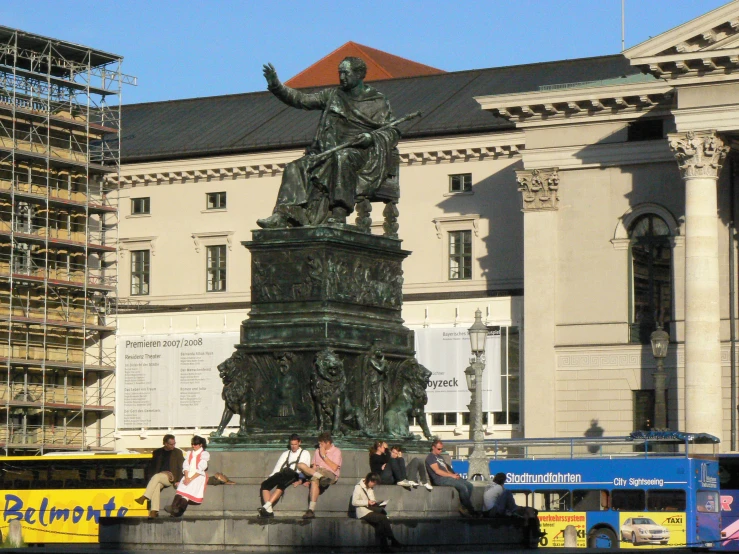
[297,432,342,519]
[258,434,311,518]
[257,57,399,228]
[425,439,475,517]
[135,434,185,518]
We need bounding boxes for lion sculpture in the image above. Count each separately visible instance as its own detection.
[310,348,346,434]
[211,352,253,438]
[384,358,433,439]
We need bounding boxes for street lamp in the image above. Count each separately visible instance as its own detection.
[649,323,670,430]
[466,308,490,481]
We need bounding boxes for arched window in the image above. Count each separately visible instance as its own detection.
[629,214,672,344]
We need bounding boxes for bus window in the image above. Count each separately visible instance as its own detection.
[719,456,739,489]
[573,489,608,511]
[612,489,645,511]
[696,491,719,513]
[534,490,571,511]
[647,489,686,511]
[512,491,532,508]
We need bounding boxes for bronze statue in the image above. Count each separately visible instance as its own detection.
[384,358,433,439]
[257,57,403,228]
[211,353,254,438]
[361,342,388,433]
[310,348,346,434]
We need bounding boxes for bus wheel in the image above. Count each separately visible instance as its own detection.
[588,528,618,549]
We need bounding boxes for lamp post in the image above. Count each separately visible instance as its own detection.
[466,308,490,481]
[649,324,670,430]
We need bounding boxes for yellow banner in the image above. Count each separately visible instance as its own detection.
[0,489,146,543]
[618,512,686,549]
[538,512,587,548]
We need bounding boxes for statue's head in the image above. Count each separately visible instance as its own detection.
[338,57,367,91]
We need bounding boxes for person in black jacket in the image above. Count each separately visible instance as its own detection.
[135,434,185,517]
[369,441,426,487]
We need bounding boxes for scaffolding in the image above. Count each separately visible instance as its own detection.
[0,26,123,453]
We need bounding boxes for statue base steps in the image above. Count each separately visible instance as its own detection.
[100,516,537,551]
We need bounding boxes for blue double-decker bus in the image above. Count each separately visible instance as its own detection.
[713,453,739,550]
[451,432,721,549]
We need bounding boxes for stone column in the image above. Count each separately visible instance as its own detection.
[516,168,559,438]
[668,130,729,440]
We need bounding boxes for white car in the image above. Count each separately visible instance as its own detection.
[620,517,670,545]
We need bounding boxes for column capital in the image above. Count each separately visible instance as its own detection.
[667,130,729,180]
[516,168,560,212]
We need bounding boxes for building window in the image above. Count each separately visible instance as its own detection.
[131,197,150,215]
[629,214,672,344]
[206,245,227,292]
[449,230,472,280]
[449,173,472,193]
[130,250,150,296]
[462,412,489,425]
[494,326,520,425]
[430,413,458,426]
[206,192,227,210]
[628,119,664,142]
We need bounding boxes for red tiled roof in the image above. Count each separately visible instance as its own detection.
[285,41,445,88]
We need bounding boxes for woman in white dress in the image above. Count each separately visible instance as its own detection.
[165,435,210,517]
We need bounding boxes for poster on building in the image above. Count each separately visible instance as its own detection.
[116,333,239,428]
[414,327,502,413]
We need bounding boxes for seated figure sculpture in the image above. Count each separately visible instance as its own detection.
[257,57,402,228]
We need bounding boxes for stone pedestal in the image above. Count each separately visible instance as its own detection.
[242,225,414,354]
[210,224,431,447]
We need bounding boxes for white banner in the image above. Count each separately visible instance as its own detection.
[414,328,502,413]
[116,333,239,428]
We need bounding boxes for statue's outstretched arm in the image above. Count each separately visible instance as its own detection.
[262,62,328,111]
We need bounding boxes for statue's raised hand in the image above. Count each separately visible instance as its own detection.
[263,63,280,88]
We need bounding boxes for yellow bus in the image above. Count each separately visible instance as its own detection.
[0,452,149,543]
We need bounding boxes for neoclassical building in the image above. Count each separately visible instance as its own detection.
[113,2,739,451]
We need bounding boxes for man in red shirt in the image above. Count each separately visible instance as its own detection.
[297,432,342,519]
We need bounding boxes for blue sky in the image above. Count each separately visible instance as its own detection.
[0,0,729,105]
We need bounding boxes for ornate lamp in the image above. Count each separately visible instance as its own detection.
[468,309,488,360]
[649,324,669,430]
[465,364,476,392]
[466,308,489,481]
[650,324,669,360]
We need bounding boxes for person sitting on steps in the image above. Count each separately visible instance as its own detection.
[164,435,210,517]
[296,432,342,519]
[352,472,402,552]
[135,434,184,518]
[258,433,311,518]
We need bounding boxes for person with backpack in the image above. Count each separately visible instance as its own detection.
[258,433,311,518]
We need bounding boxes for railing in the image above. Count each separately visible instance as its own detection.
[447,433,719,460]
[0,175,110,206]
[0,253,116,289]
[0,134,88,164]
[0,424,84,447]
[0,383,114,407]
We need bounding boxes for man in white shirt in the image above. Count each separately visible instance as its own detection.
[258,434,311,518]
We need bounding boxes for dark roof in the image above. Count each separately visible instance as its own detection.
[121,54,639,164]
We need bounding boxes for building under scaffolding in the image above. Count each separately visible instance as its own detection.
[0,27,123,453]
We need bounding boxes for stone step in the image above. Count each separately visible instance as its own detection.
[157,482,488,518]
[100,516,539,551]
